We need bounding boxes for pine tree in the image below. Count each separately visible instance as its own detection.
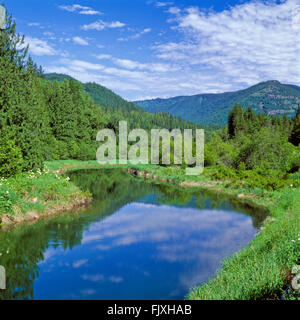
[0,9,47,171]
[228,104,246,138]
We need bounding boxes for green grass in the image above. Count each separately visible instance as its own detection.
[188,188,300,300]
[0,164,90,223]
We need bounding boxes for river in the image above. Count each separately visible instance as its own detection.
[0,169,267,300]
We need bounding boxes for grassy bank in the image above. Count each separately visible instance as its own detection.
[47,160,300,300]
[0,164,91,227]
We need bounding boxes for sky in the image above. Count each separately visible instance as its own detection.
[4,0,300,100]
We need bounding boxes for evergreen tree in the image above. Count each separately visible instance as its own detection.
[228,104,246,138]
[290,106,300,146]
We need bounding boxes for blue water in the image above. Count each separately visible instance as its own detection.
[0,169,266,300]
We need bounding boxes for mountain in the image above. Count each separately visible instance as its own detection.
[135,81,300,125]
[44,73,201,131]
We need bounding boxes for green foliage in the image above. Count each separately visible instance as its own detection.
[0,165,89,220]
[202,105,300,190]
[0,128,23,177]
[205,134,237,167]
[45,74,202,133]
[235,127,294,171]
[0,186,19,214]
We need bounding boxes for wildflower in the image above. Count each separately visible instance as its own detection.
[66,177,70,181]
[291,240,295,243]
[6,191,9,194]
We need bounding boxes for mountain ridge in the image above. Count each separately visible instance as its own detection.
[134,80,300,125]
[44,73,202,131]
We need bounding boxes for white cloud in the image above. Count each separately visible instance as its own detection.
[154,0,300,89]
[45,0,300,102]
[81,20,125,31]
[95,54,177,72]
[28,22,41,27]
[24,37,57,56]
[95,54,112,60]
[155,2,173,7]
[118,27,151,41]
[168,7,181,14]
[72,259,88,268]
[58,59,105,71]
[43,32,56,40]
[59,4,101,15]
[73,36,89,46]
[80,9,101,15]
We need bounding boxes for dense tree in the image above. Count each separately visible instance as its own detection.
[290,106,300,146]
[228,104,246,138]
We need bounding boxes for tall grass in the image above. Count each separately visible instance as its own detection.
[188,188,300,300]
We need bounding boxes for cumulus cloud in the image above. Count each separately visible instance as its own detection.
[59,4,101,15]
[81,20,125,31]
[73,36,89,46]
[24,37,58,56]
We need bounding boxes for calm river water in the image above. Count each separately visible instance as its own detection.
[0,169,266,300]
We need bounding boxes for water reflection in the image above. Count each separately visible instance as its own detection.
[0,169,267,300]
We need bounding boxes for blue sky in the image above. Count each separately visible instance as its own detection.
[4,0,300,100]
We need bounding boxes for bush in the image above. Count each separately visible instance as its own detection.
[235,128,295,171]
[205,134,237,167]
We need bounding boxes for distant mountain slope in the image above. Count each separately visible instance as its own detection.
[44,73,201,131]
[44,73,75,82]
[44,73,153,114]
[135,81,300,125]
[84,82,145,114]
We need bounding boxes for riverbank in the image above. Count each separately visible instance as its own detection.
[47,160,300,300]
[0,164,91,228]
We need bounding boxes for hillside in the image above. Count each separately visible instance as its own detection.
[135,80,300,125]
[44,73,201,131]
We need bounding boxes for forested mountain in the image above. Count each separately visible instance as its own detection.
[44,73,201,132]
[135,80,300,125]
